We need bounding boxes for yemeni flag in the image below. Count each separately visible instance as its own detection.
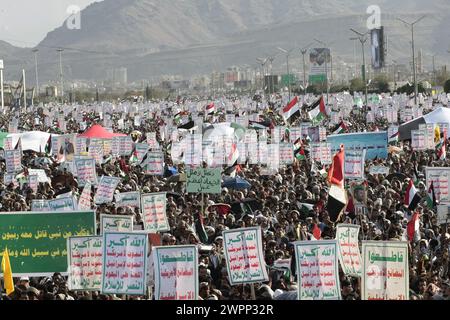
[45,135,52,154]
[177,120,196,130]
[328,145,345,188]
[332,121,348,135]
[308,96,327,124]
[206,102,215,115]
[326,184,348,223]
[388,131,399,145]
[407,212,420,242]
[282,96,300,122]
[404,179,421,211]
[437,142,446,160]
[313,224,322,240]
[228,143,239,166]
[427,181,437,209]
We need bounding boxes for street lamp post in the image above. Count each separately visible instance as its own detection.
[397,15,426,106]
[32,49,39,101]
[277,47,295,101]
[57,48,64,103]
[0,59,4,111]
[300,42,314,96]
[350,29,370,110]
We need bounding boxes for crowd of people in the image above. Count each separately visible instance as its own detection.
[1,92,450,300]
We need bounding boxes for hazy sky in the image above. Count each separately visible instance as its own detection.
[0,0,102,47]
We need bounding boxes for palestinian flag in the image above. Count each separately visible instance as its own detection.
[427,181,437,209]
[332,121,348,135]
[404,179,421,211]
[174,112,182,125]
[282,96,300,122]
[308,96,327,124]
[388,131,399,145]
[437,142,446,160]
[294,141,307,161]
[223,161,241,178]
[326,184,347,223]
[328,145,345,188]
[249,120,274,130]
[206,102,215,115]
[130,144,139,163]
[45,135,52,154]
[407,212,420,243]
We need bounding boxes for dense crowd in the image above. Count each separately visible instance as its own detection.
[1,93,450,300]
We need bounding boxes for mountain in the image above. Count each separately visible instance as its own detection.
[1,0,450,82]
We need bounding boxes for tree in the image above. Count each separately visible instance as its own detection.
[395,83,426,95]
[372,75,390,93]
[444,80,450,93]
[350,78,365,92]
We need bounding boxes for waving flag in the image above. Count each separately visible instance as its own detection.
[206,102,215,115]
[328,145,345,188]
[404,179,421,211]
[282,96,300,122]
[1,247,14,295]
[308,96,327,124]
[427,181,436,209]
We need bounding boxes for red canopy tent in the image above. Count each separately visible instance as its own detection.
[78,124,127,139]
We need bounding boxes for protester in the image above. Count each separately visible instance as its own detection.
[1,92,450,300]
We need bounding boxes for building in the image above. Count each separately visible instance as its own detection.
[106,67,128,86]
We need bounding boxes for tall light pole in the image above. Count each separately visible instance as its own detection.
[57,48,64,102]
[397,15,426,106]
[0,59,4,111]
[32,49,39,100]
[350,29,369,109]
[300,42,314,96]
[256,58,268,93]
[277,47,295,101]
[314,39,332,104]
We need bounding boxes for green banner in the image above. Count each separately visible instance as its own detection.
[0,211,96,276]
[186,168,221,194]
[309,74,326,85]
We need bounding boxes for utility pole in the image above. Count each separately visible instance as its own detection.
[350,29,370,110]
[57,48,64,103]
[0,59,4,112]
[397,15,426,106]
[314,39,332,104]
[300,42,314,96]
[32,49,39,100]
[22,69,26,109]
[277,47,295,101]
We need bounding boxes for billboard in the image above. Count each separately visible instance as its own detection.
[371,27,385,70]
[309,48,331,85]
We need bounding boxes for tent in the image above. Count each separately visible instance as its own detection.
[78,124,126,139]
[399,107,450,140]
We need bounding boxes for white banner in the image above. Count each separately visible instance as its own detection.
[153,245,198,300]
[102,232,148,295]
